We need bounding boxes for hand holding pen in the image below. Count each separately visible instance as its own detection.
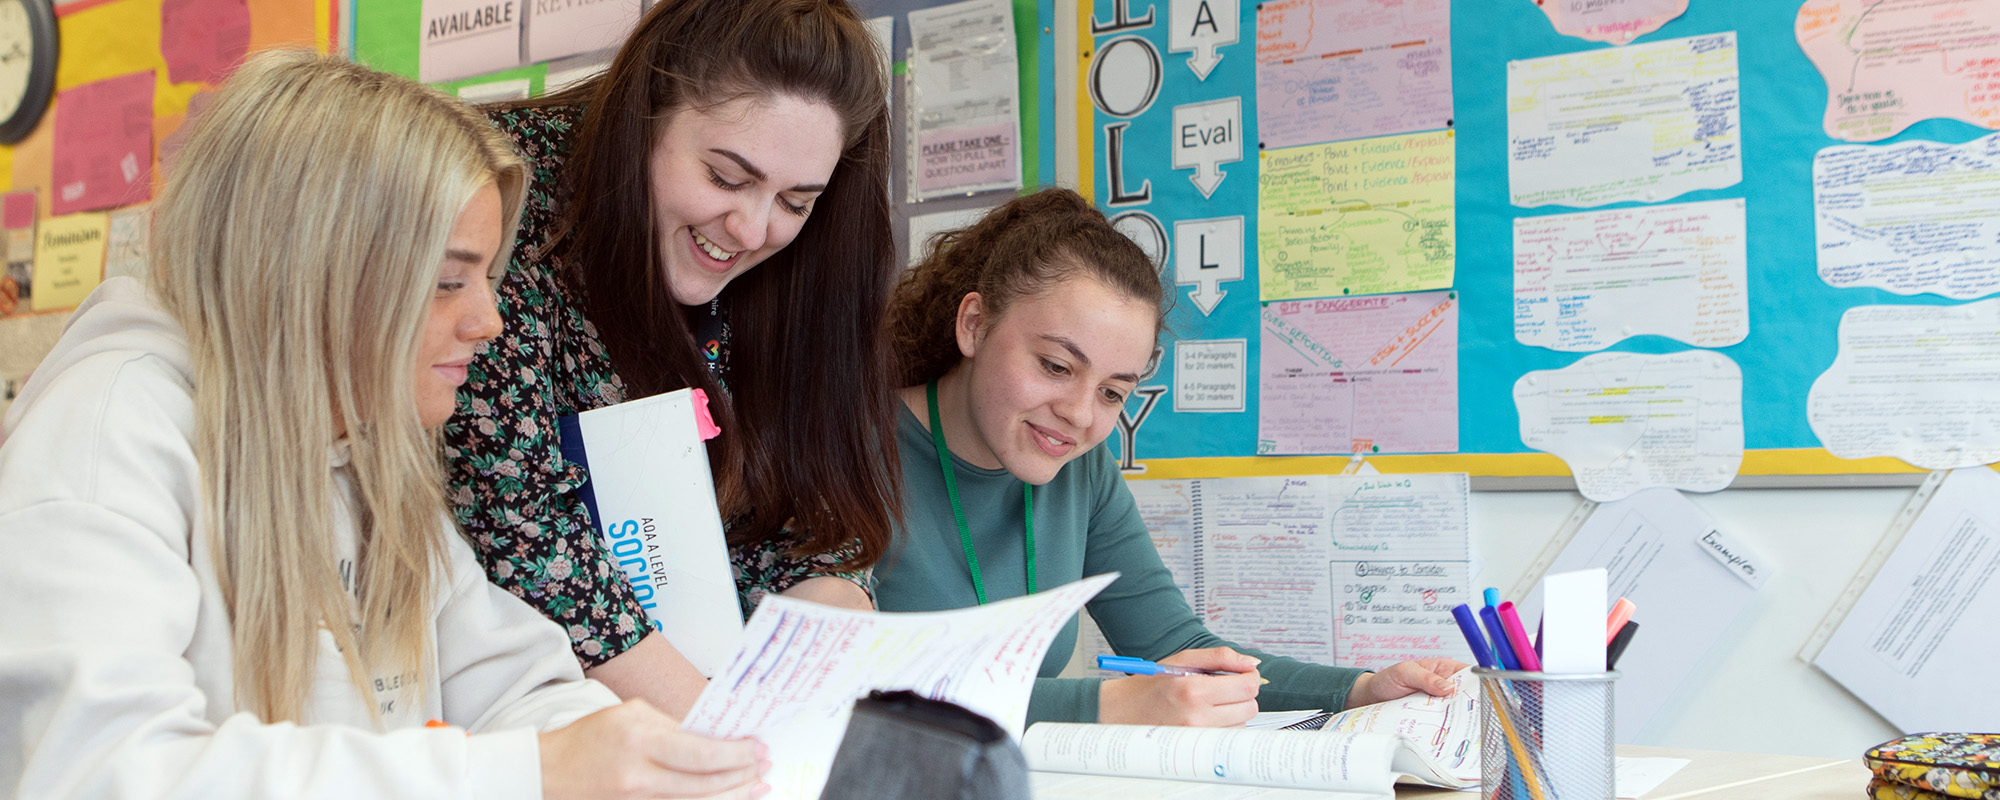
[1095,649,1264,727]
[1098,655,1235,677]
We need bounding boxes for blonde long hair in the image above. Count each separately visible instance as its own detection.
[150,50,527,723]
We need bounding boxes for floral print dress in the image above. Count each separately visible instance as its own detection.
[441,104,867,669]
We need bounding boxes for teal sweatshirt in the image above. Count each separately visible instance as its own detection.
[873,405,1364,724]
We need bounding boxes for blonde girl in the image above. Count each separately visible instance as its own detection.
[0,51,764,799]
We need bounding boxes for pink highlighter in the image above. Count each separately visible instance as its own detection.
[1496,601,1543,672]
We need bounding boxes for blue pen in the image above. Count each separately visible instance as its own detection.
[1483,587,1501,609]
[1451,604,1498,669]
[1097,655,1233,677]
[1480,605,1522,671]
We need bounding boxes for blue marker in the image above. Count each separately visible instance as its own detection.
[1480,605,1522,671]
[1452,604,1498,669]
[1484,587,1502,609]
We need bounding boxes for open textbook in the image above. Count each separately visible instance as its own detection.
[679,573,1119,800]
[1023,671,1480,798]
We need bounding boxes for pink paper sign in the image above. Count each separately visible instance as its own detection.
[53,72,155,216]
[161,0,251,84]
[915,121,1018,195]
[1255,0,1453,149]
[1798,0,2000,141]
[1258,290,1460,455]
[1530,0,1688,46]
[2,192,34,230]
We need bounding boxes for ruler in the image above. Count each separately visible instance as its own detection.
[1507,496,1600,602]
[1795,469,1950,664]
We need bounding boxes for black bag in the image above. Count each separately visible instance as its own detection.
[819,690,1031,800]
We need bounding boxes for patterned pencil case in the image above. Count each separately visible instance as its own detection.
[1872,776,1950,800]
[1865,733,2000,800]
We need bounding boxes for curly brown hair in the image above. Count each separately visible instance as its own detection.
[886,188,1166,387]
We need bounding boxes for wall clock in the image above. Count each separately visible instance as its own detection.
[0,0,56,145]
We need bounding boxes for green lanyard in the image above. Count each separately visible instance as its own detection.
[927,380,1035,605]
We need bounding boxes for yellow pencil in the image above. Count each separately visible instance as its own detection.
[1487,678,1554,800]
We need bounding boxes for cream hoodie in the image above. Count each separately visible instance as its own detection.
[0,278,620,799]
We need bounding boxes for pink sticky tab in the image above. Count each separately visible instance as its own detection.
[691,389,722,440]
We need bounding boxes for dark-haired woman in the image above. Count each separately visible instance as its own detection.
[873,188,1463,726]
[444,0,900,717]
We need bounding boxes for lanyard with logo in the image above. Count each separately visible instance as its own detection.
[927,380,1035,605]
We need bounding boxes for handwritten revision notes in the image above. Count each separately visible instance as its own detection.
[1258,131,1455,301]
[1529,0,1688,46]
[1515,488,1762,739]
[1508,33,1741,208]
[1814,133,2000,299]
[1128,481,1199,605]
[1809,300,2000,469]
[1814,468,2000,732]
[1797,0,2000,142]
[1124,474,1473,671]
[1253,0,1452,150]
[1515,350,1744,502]
[31,214,108,312]
[103,204,150,282]
[1259,291,1457,456]
[907,0,1022,200]
[53,72,154,216]
[417,0,521,82]
[1199,477,1341,664]
[1514,199,1749,352]
[682,575,1115,800]
[1322,475,1474,669]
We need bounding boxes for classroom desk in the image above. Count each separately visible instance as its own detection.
[1032,745,1870,799]
[1398,745,1869,799]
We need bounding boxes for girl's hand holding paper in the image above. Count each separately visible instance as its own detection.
[1344,658,1468,709]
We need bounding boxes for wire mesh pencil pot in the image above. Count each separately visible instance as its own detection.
[1471,668,1619,800]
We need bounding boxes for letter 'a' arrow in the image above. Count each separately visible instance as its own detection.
[1187,41,1222,81]
[1170,0,1238,82]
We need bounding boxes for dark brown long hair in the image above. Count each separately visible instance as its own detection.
[887,189,1166,387]
[529,0,898,567]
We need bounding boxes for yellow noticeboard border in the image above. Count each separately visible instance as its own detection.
[1122,449,1932,482]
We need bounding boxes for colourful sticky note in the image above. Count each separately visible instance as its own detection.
[1257,130,1457,302]
[53,72,156,216]
[32,213,109,312]
[162,0,252,84]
